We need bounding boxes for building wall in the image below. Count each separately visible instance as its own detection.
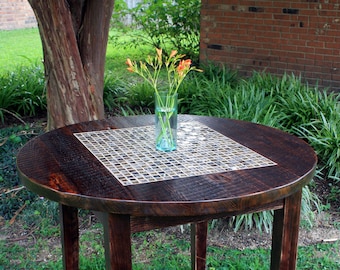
[200,0,340,91]
[0,0,37,30]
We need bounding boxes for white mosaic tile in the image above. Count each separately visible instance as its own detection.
[74,122,277,186]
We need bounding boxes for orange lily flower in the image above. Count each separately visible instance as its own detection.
[177,59,192,76]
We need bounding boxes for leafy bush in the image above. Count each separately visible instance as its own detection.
[110,0,129,29]
[104,72,153,115]
[185,68,339,187]
[296,112,340,203]
[103,71,130,112]
[110,0,201,62]
[0,64,45,123]
[246,72,340,189]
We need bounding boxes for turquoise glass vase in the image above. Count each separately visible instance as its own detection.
[155,92,178,152]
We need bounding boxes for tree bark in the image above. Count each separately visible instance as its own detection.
[28,0,114,130]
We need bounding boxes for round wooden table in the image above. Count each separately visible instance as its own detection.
[16,115,317,270]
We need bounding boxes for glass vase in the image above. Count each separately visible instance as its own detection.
[155,92,178,152]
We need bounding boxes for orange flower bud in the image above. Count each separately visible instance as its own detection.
[127,67,134,73]
[156,48,162,58]
[126,58,133,67]
[169,50,177,58]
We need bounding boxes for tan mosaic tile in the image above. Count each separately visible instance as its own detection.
[74,122,276,186]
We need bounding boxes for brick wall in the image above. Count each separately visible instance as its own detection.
[200,0,340,92]
[0,0,37,30]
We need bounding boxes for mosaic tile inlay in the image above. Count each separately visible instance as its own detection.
[74,122,277,186]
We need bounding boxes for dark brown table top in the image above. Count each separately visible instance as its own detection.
[16,115,317,218]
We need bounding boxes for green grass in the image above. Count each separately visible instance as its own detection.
[0,28,153,74]
[105,30,154,73]
[0,28,43,72]
[1,223,339,269]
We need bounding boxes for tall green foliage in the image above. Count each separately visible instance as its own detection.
[0,65,45,123]
[110,0,201,62]
[185,69,340,186]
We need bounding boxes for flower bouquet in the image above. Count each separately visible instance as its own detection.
[126,48,202,151]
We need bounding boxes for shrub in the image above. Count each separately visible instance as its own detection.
[104,72,153,115]
[189,68,340,208]
[103,71,130,112]
[248,72,340,191]
[0,64,45,123]
[110,0,201,62]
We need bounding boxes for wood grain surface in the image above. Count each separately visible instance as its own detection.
[17,115,317,217]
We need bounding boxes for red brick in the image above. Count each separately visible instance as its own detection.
[200,0,340,91]
[1,0,36,30]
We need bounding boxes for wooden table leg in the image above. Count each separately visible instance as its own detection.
[271,190,302,270]
[60,204,79,270]
[191,221,208,270]
[102,213,132,270]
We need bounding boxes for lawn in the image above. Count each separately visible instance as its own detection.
[0,27,152,75]
[0,28,43,72]
[0,28,339,269]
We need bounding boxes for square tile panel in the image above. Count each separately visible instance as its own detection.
[74,122,277,186]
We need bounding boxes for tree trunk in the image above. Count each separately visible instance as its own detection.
[28,0,114,130]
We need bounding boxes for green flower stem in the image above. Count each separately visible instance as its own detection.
[126,49,201,151]
[155,93,176,151]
